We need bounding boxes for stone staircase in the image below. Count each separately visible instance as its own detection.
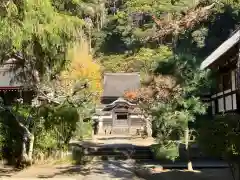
[87,145,153,160]
[70,138,223,163]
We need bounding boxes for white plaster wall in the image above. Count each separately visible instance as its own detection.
[233,93,237,110]
[218,98,224,112]
[225,95,232,111]
[232,70,236,90]
[210,70,237,114]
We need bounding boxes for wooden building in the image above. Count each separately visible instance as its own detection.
[0,59,34,105]
[94,73,146,135]
[200,29,240,115]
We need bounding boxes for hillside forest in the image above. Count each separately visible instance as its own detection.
[0,0,240,174]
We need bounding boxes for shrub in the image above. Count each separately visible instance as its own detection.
[151,142,179,161]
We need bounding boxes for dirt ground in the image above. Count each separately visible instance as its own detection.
[0,162,233,180]
[0,160,138,180]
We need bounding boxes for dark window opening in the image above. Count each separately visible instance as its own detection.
[206,103,212,115]
[117,114,128,120]
[237,93,240,113]
[214,99,218,113]
[223,72,231,91]
[216,75,223,92]
[22,90,35,104]
[4,91,20,105]
[216,71,232,92]
[101,97,118,104]
[131,12,152,27]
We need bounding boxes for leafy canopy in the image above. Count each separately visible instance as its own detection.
[0,0,84,83]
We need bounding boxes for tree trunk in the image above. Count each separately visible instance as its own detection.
[96,14,100,31]
[100,11,104,29]
[19,140,30,168]
[28,134,34,164]
[185,128,193,171]
[88,28,92,53]
[229,162,237,180]
[235,162,240,180]
[231,162,240,180]
[21,141,27,159]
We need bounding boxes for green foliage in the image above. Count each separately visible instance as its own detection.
[72,146,85,165]
[75,122,93,140]
[198,114,240,161]
[0,0,99,166]
[0,122,4,159]
[153,54,210,118]
[38,104,80,147]
[125,0,196,14]
[101,46,172,75]
[0,0,84,82]
[151,142,179,161]
[149,54,211,161]
[34,128,58,151]
[0,106,23,164]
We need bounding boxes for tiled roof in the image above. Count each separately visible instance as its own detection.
[102,72,140,97]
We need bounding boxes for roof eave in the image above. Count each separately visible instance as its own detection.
[200,30,240,70]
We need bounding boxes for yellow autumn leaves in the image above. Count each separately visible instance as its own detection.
[60,40,102,102]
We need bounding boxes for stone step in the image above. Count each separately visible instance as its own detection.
[84,145,153,160]
[71,141,220,162]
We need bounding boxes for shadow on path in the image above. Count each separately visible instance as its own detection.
[138,168,233,180]
[91,160,137,180]
[36,165,90,178]
[35,161,138,180]
[0,166,20,178]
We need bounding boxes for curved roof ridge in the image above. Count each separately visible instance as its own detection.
[104,72,140,75]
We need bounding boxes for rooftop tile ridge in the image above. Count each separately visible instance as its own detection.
[104,72,140,75]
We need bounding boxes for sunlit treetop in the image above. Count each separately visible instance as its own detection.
[60,40,102,102]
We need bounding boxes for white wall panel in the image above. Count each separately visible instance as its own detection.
[232,70,236,90]
[225,95,232,111]
[218,98,224,112]
[233,93,237,110]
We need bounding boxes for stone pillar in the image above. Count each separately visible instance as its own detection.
[98,116,104,134]
[146,117,152,137]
